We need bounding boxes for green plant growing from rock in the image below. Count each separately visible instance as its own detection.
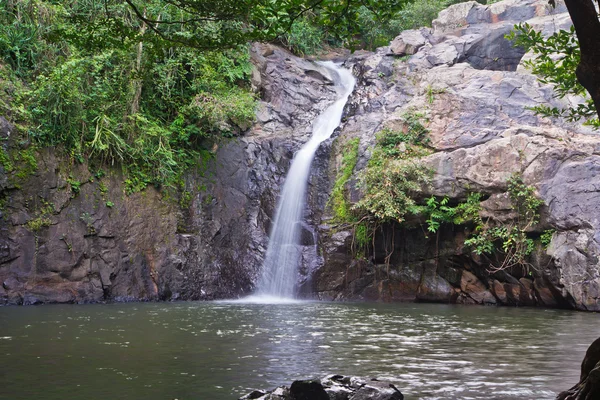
[79,212,96,235]
[329,138,360,222]
[59,234,73,253]
[464,174,544,272]
[67,176,81,196]
[540,229,555,248]
[25,199,55,233]
[354,112,433,223]
[426,85,446,104]
[421,193,483,234]
[344,113,434,259]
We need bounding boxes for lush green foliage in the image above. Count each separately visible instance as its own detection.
[0,0,256,190]
[330,138,360,222]
[421,193,483,234]
[345,0,496,51]
[419,175,546,272]
[68,0,410,53]
[464,174,544,271]
[354,113,433,223]
[279,0,495,54]
[507,23,599,127]
[281,15,329,56]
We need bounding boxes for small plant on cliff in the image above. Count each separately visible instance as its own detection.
[329,138,360,222]
[25,199,55,232]
[464,174,544,272]
[348,113,434,260]
[421,193,483,234]
[540,229,555,248]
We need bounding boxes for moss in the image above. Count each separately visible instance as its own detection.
[179,190,192,209]
[0,147,14,172]
[26,216,52,232]
[353,221,370,257]
[25,199,55,232]
[15,147,38,179]
[329,138,360,222]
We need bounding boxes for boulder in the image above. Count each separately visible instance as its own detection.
[389,29,430,56]
[407,0,569,72]
[240,376,404,400]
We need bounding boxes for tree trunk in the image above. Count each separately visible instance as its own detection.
[563,0,600,120]
[130,11,148,117]
[557,337,600,400]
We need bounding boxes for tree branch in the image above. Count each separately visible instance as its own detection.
[564,0,600,120]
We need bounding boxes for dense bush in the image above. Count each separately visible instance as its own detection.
[0,0,255,191]
[354,113,433,222]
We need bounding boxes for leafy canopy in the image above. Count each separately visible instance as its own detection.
[0,0,255,192]
[67,0,411,52]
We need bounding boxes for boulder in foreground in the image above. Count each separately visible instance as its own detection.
[239,375,404,400]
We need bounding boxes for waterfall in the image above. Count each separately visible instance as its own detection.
[255,62,356,300]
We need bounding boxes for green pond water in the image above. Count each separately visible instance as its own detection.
[0,301,597,400]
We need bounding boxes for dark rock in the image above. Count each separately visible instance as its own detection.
[350,379,404,400]
[240,375,404,400]
[240,390,268,399]
[289,379,329,400]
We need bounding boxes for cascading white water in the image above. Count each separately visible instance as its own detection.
[254,62,356,300]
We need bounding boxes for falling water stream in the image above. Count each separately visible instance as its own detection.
[254,62,356,299]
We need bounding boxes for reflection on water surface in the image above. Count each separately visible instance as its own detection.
[0,302,596,399]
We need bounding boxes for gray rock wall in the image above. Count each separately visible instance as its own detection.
[315,0,600,311]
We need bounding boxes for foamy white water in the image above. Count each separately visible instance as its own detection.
[255,62,356,299]
[222,295,309,305]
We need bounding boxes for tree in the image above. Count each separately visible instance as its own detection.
[70,0,409,52]
[560,0,600,121]
[507,1,600,127]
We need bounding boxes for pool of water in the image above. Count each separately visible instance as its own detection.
[0,301,597,399]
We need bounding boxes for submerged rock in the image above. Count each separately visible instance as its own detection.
[239,375,404,400]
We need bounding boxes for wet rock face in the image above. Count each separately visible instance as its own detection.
[315,0,600,311]
[0,44,337,305]
[239,375,404,400]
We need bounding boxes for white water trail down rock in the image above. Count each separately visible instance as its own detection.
[252,61,356,301]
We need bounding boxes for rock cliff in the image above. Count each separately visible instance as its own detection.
[315,0,600,311]
[2,0,600,311]
[0,44,338,304]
